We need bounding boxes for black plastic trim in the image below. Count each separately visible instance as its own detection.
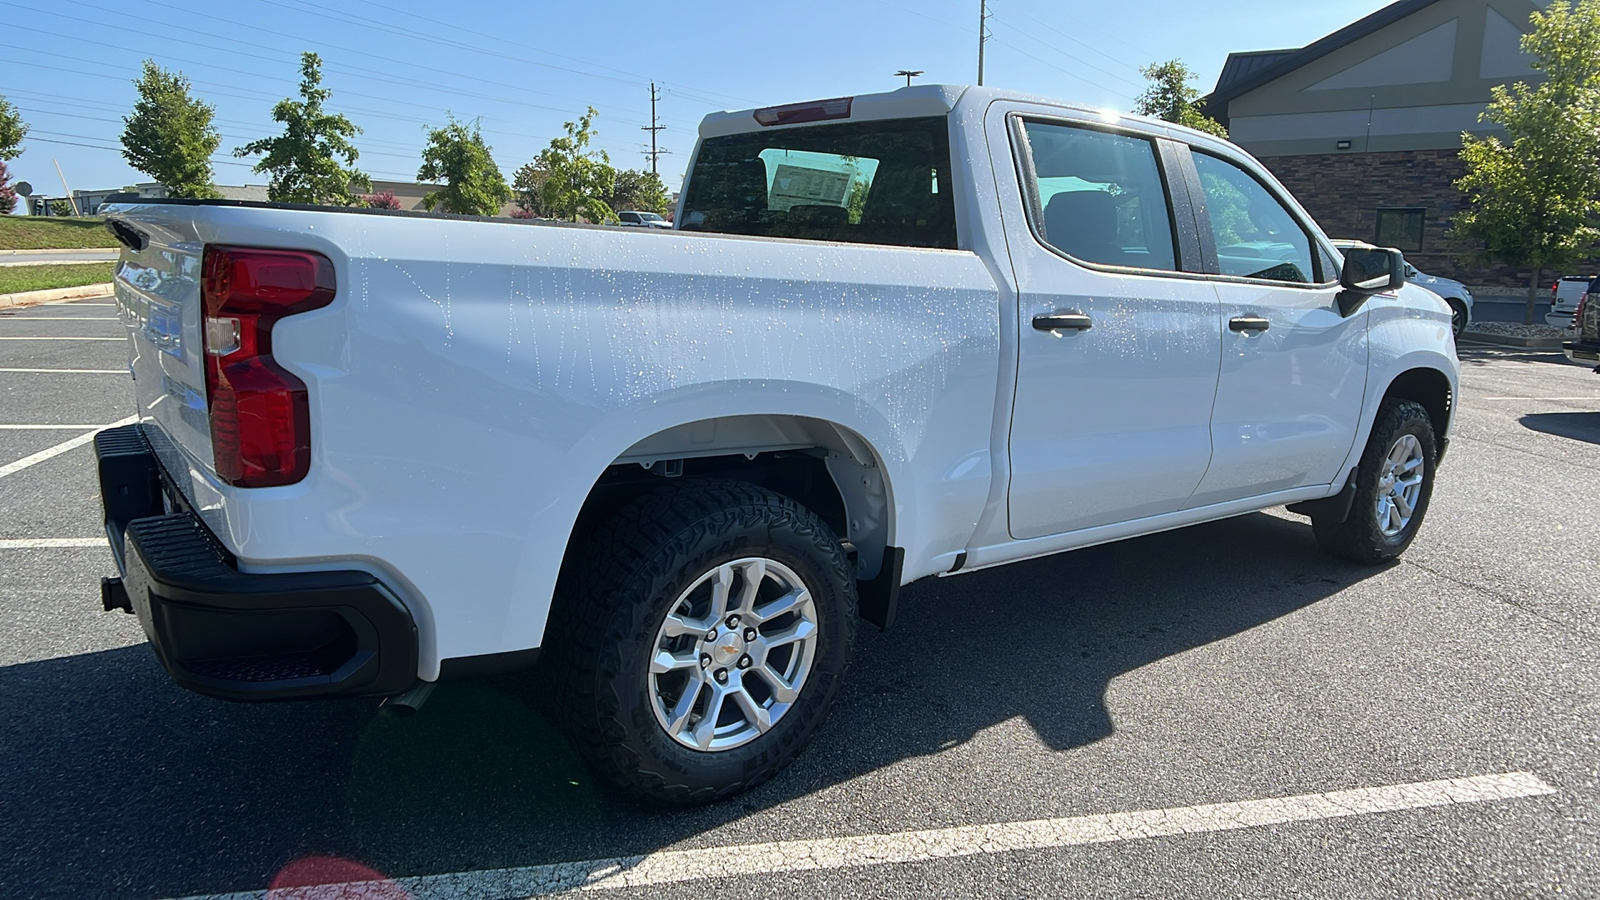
[95,425,418,701]
[1287,468,1358,524]
[857,546,906,632]
[438,647,543,681]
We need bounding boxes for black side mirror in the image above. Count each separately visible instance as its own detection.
[1339,244,1406,293]
[1336,244,1406,317]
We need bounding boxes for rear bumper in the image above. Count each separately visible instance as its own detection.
[1564,339,1600,367]
[95,424,418,701]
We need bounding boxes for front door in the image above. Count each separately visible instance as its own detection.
[1003,116,1222,540]
[1182,148,1367,507]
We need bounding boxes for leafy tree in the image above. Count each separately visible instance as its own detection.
[121,60,221,199]
[611,168,670,215]
[234,52,369,205]
[1135,60,1229,138]
[538,108,617,223]
[417,117,510,216]
[512,159,551,218]
[1452,0,1600,324]
[0,161,18,214]
[0,94,28,161]
[50,199,73,216]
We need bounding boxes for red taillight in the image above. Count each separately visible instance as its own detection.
[200,246,335,488]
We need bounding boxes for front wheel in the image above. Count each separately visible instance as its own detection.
[551,478,856,804]
[1311,399,1437,564]
[1448,300,1469,338]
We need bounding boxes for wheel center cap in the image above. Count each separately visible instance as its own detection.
[708,630,745,666]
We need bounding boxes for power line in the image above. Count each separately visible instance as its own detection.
[986,12,1144,90]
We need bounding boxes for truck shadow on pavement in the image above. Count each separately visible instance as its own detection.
[1520,412,1600,446]
[0,511,1386,899]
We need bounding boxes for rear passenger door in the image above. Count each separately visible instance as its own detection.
[1178,147,1368,507]
[1001,113,1223,540]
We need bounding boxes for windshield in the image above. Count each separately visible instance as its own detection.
[679,116,957,249]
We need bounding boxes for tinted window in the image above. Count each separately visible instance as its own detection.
[1020,121,1178,272]
[1375,207,1425,252]
[1193,152,1317,284]
[679,116,956,249]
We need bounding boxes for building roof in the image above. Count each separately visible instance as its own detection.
[1203,0,1442,123]
[1213,49,1300,96]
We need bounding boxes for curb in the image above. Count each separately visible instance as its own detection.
[0,283,115,308]
[0,248,119,256]
[1458,331,1567,349]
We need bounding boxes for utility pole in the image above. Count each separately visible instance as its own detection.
[895,69,924,87]
[977,0,989,86]
[641,81,667,176]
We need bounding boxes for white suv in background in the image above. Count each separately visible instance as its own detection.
[1550,275,1592,330]
[1332,241,1473,337]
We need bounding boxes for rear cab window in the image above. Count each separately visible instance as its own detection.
[679,116,957,249]
[1015,119,1181,273]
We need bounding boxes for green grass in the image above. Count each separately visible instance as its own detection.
[0,263,116,294]
[0,216,119,250]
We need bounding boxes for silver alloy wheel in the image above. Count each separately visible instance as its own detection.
[1375,433,1425,537]
[648,557,819,752]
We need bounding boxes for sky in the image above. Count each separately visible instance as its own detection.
[2,0,1396,206]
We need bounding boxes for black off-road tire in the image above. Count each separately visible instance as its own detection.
[1312,398,1437,564]
[549,478,856,804]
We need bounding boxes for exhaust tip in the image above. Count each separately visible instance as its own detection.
[101,577,132,613]
[379,680,436,717]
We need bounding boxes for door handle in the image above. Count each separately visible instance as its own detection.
[1229,316,1271,333]
[1032,311,1093,332]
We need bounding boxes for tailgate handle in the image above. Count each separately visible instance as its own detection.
[105,219,146,252]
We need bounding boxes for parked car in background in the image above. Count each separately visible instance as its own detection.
[618,210,671,228]
[1549,275,1592,330]
[1564,275,1600,372]
[1332,241,1472,337]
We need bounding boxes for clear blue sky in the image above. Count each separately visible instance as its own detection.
[2,0,1394,204]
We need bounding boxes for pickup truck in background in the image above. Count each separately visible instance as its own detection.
[95,85,1459,803]
[1565,276,1600,371]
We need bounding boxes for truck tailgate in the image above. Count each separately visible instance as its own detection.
[112,225,215,486]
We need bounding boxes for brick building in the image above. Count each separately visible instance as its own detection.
[1205,0,1594,287]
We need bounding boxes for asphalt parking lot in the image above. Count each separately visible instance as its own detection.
[2,295,1597,899]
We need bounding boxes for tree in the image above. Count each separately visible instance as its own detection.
[0,162,17,215]
[610,168,670,215]
[417,117,510,216]
[0,94,28,160]
[360,190,402,209]
[512,159,551,218]
[1451,0,1600,324]
[234,52,368,205]
[537,107,617,223]
[121,61,221,199]
[1135,60,1228,138]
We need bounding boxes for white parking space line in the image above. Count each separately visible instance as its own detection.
[0,416,137,480]
[0,538,104,549]
[1480,396,1599,401]
[169,771,1554,900]
[0,336,124,341]
[0,424,126,430]
[0,368,126,374]
[1,316,121,321]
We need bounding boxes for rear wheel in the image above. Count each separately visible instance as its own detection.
[1311,399,1436,564]
[551,478,855,804]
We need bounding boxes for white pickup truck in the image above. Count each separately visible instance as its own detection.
[96,85,1459,803]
